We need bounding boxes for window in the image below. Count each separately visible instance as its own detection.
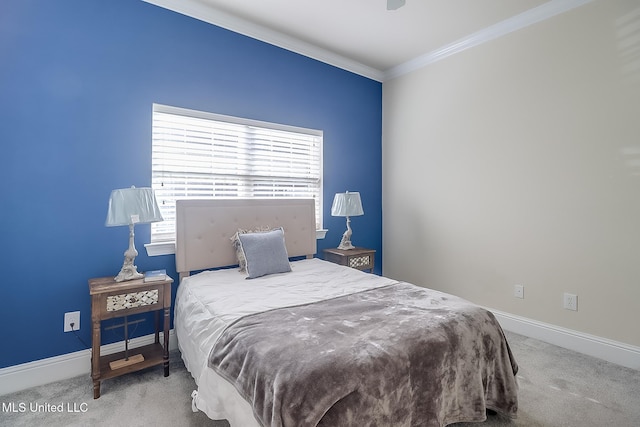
[148,104,323,253]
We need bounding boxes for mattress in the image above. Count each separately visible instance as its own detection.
[175,257,518,426]
[175,258,398,424]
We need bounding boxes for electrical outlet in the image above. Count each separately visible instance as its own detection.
[64,311,80,332]
[514,284,524,299]
[563,293,578,311]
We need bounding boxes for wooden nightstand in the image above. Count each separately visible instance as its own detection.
[323,247,376,272]
[89,275,173,399]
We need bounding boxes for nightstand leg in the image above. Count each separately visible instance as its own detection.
[163,307,170,377]
[91,318,101,399]
[154,310,160,344]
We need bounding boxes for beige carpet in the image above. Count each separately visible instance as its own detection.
[1,331,639,427]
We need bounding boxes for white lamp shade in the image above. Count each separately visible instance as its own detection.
[105,187,163,227]
[331,192,364,217]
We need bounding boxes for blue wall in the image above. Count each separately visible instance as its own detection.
[0,0,382,368]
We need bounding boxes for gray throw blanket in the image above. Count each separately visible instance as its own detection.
[209,283,518,427]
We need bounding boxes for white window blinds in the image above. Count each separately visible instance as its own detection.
[151,104,323,243]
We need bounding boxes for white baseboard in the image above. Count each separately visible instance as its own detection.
[2,313,639,397]
[0,330,178,396]
[490,308,640,371]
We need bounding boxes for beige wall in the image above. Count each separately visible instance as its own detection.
[382,0,640,347]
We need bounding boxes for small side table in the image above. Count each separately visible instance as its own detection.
[89,275,173,399]
[323,247,376,272]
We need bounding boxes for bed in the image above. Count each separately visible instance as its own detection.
[174,198,518,427]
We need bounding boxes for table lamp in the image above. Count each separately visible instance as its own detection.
[331,191,364,250]
[106,186,163,282]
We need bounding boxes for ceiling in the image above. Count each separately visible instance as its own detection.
[144,0,588,81]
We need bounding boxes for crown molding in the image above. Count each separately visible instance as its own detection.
[142,0,385,82]
[143,0,594,83]
[384,0,595,80]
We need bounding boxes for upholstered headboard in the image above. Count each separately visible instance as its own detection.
[175,198,317,278]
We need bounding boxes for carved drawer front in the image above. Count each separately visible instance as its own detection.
[107,289,159,312]
[349,255,372,269]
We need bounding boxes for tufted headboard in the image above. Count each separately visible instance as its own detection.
[175,198,317,279]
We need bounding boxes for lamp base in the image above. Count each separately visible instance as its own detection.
[337,217,356,250]
[114,224,143,282]
[337,244,356,250]
[337,240,356,250]
[114,265,143,282]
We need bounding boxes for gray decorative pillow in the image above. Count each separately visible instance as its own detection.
[231,226,274,272]
[237,227,291,279]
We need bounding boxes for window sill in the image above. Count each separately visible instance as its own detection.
[145,229,328,257]
[145,241,176,257]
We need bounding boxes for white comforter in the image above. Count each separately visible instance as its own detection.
[174,258,398,425]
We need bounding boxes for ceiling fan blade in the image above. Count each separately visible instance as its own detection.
[387,0,406,10]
